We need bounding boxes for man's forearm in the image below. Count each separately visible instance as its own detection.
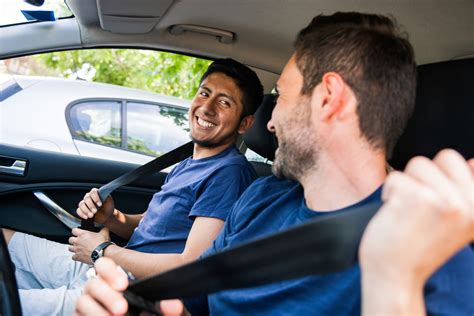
[361,271,425,316]
[103,245,189,279]
[104,210,142,240]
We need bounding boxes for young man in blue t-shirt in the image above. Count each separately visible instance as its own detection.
[77,12,474,316]
[2,58,264,315]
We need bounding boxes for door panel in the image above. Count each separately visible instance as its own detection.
[0,144,168,243]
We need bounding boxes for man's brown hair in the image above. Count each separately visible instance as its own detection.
[294,12,416,157]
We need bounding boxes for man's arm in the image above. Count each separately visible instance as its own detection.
[103,216,224,278]
[101,209,143,240]
[69,216,224,276]
[359,150,474,315]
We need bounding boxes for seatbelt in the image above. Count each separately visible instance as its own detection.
[124,201,382,313]
[80,141,194,231]
[78,139,380,314]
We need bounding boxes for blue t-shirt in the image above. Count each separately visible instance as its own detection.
[186,176,474,315]
[126,145,256,254]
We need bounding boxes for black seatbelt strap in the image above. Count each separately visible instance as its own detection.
[124,201,382,313]
[80,141,194,231]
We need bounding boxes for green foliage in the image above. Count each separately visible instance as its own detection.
[127,137,161,156]
[33,49,211,100]
[76,131,161,157]
[76,131,121,147]
[159,106,190,131]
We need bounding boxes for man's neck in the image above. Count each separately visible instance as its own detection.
[192,142,235,160]
[299,150,387,212]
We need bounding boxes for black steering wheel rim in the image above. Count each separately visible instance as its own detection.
[0,231,22,316]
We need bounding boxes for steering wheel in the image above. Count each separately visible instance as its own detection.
[0,231,22,316]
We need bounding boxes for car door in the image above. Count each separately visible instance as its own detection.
[0,143,169,244]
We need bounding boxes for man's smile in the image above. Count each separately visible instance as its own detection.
[196,116,217,128]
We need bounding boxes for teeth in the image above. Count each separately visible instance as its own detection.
[197,117,216,128]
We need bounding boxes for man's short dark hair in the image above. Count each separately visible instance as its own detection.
[201,58,264,117]
[294,12,417,158]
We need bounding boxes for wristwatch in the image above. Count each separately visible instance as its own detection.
[91,241,115,263]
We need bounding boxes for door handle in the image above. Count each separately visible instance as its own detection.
[0,159,27,176]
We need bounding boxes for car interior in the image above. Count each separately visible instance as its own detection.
[0,0,473,314]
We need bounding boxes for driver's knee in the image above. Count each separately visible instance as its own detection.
[2,228,17,245]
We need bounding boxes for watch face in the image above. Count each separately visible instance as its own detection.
[91,250,99,262]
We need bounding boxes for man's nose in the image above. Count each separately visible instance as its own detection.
[201,98,217,115]
[267,118,276,133]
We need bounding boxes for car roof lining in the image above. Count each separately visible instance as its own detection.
[66,0,474,68]
[1,0,473,92]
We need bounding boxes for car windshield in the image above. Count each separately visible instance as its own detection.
[0,0,72,27]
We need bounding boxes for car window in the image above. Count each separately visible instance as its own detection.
[126,102,189,156]
[68,100,190,157]
[0,49,210,164]
[69,100,122,148]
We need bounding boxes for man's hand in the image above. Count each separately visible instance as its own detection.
[69,227,111,264]
[359,149,473,314]
[75,258,184,316]
[77,188,115,225]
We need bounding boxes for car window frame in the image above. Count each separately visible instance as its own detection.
[65,97,190,157]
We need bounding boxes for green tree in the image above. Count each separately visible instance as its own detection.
[33,49,211,100]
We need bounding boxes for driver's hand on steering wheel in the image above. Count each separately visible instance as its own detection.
[77,188,116,225]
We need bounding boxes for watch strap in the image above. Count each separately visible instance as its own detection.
[91,241,115,263]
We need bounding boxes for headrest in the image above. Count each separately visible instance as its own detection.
[390,58,474,169]
[243,94,278,161]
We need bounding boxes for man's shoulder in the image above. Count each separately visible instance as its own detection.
[247,175,298,192]
[216,175,304,250]
[170,148,252,178]
[199,148,258,182]
[195,146,254,172]
[214,147,254,170]
[424,246,474,314]
[229,176,301,221]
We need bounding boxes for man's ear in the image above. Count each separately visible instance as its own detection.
[237,115,255,134]
[315,72,351,121]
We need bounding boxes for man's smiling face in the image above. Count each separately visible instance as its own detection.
[267,55,320,180]
[189,72,245,148]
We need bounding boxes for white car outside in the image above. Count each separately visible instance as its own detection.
[0,75,191,164]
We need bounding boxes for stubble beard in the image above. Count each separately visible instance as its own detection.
[189,126,238,149]
[190,135,223,148]
[272,99,319,181]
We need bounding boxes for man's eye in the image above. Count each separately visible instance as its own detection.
[200,91,209,97]
[220,100,231,107]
